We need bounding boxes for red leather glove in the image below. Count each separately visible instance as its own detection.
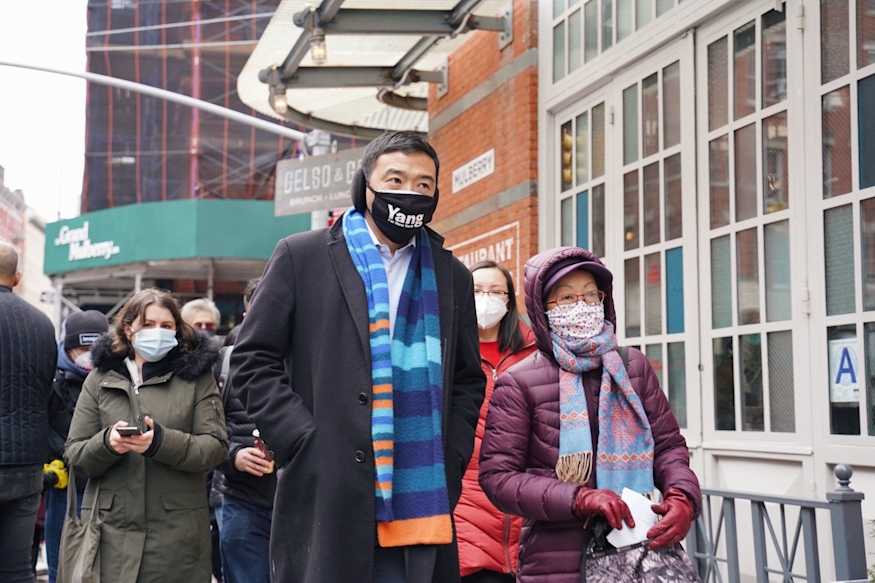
[647,487,695,550]
[572,488,635,530]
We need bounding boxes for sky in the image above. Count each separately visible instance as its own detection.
[0,1,88,222]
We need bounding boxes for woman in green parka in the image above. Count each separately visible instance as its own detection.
[64,288,228,583]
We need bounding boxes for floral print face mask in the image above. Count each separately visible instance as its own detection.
[546,301,605,340]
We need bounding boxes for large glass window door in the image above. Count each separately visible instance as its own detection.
[697,2,808,441]
[554,37,698,437]
[808,0,875,439]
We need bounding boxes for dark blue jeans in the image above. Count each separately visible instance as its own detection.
[0,466,42,583]
[44,484,84,583]
[216,495,272,583]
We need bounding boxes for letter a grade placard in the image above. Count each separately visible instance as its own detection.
[828,338,860,403]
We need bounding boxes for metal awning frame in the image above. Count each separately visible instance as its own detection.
[259,0,512,139]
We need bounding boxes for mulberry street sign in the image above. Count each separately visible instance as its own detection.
[275,147,364,215]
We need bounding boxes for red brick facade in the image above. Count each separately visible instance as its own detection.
[428,0,539,305]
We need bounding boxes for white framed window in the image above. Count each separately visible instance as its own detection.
[550,0,685,84]
[557,100,608,257]
[696,2,809,441]
[553,36,698,435]
[807,0,875,439]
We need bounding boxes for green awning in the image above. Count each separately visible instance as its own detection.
[44,199,310,276]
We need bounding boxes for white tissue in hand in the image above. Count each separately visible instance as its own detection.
[605,488,659,548]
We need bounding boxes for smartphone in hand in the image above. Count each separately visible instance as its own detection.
[116,425,142,437]
[252,429,274,462]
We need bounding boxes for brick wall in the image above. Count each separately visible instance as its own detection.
[428,0,539,307]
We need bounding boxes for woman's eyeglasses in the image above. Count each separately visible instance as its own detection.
[474,289,509,298]
[546,291,605,307]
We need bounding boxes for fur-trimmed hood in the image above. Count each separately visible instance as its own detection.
[91,332,220,382]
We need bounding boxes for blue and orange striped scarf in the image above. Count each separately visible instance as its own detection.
[343,209,452,547]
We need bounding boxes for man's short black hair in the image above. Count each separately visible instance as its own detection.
[361,131,440,183]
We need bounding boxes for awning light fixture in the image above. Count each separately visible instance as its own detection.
[310,26,327,65]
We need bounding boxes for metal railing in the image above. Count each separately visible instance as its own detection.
[685,465,869,583]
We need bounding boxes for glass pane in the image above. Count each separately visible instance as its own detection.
[625,257,641,337]
[656,0,673,16]
[860,74,875,189]
[592,103,606,178]
[624,170,640,250]
[553,23,566,83]
[561,121,574,191]
[824,204,857,315]
[646,344,664,387]
[763,112,789,213]
[710,135,730,228]
[554,0,566,19]
[576,111,589,185]
[765,220,792,322]
[569,10,582,72]
[642,73,660,157]
[821,0,850,84]
[862,197,875,311]
[714,336,736,430]
[666,247,684,334]
[644,252,662,335]
[585,0,599,62]
[637,0,653,28]
[859,0,875,68]
[577,190,590,249]
[735,123,757,221]
[768,330,796,432]
[734,22,756,120]
[667,342,687,428]
[623,83,639,164]
[828,325,860,435]
[822,86,854,198]
[561,196,575,246]
[711,235,732,328]
[618,0,634,41]
[762,9,787,108]
[664,153,683,240]
[740,333,764,431]
[643,163,660,246]
[663,61,681,148]
[592,184,606,257]
[602,0,614,51]
[866,322,875,435]
[708,37,729,131]
[737,228,761,325]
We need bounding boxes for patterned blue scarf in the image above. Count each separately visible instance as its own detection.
[342,210,452,547]
[552,323,655,495]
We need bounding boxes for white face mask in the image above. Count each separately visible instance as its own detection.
[132,327,179,362]
[546,301,605,340]
[74,351,94,372]
[475,294,508,330]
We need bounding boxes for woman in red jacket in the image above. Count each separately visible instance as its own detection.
[455,260,536,583]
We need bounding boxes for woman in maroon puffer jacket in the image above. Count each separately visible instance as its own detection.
[455,261,537,582]
[479,247,701,583]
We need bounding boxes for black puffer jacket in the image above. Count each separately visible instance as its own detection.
[0,286,57,467]
[48,369,86,461]
[213,346,276,508]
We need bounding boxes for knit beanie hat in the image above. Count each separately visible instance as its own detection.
[64,310,109,350]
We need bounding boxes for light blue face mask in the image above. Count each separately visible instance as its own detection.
[132,327,178,362]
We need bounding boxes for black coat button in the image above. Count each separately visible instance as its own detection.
[354,450,366,463]
[358,392,369,405]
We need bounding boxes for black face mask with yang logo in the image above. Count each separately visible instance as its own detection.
[368,186,439,245]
